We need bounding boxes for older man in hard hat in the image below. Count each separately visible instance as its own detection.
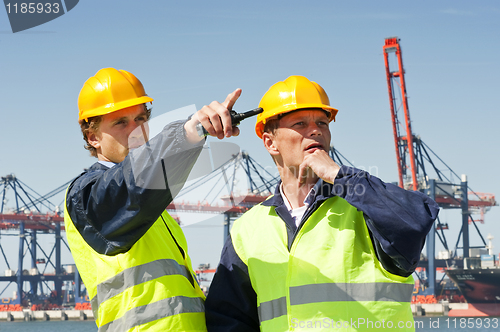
[205,76,439,332]
[65,67,241,332]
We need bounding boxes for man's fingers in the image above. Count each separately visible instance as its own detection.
[196,105,219,138]
[208,101,232,137]
[222,88,242,110]
[301,150,341,184]
[217,88,241,137]
[192,89,242,140]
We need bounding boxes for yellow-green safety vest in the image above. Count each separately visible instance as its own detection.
[64,194,207,332]
[231,196,415,332]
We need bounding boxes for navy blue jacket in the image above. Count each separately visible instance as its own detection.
[205,166,439,332]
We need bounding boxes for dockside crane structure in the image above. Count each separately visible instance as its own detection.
[382,37,497,297]
[0,174,76,308]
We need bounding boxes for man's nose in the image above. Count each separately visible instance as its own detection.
[309,122,322,136]
[128,122,140,137]
[128,122,146,140]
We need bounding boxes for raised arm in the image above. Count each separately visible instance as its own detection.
[66,119,203,255]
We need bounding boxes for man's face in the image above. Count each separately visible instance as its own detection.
[266,109,331,170]
[88,104,148,163]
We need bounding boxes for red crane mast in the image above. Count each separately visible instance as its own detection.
[383,37,419,190]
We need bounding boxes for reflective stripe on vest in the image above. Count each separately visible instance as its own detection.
[258,296,287,322]
[258,282,413,322]
[90,258,192,319]
[290,282,413,305]
[99,296,205,332]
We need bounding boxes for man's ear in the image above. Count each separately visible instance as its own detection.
[87,129,101,150]
[262,132,279,157]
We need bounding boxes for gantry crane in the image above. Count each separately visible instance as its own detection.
[0,174,76,307]
[383,37,497,297]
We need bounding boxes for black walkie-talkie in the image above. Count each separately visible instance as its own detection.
[196,107,263,137]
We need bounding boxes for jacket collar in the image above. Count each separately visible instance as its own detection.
[87,161,112,172]
[98,160,117,169]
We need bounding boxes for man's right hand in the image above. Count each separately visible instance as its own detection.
[298,149,341,186]
[184,89,242,143]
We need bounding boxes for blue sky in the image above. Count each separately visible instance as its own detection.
[0,1,499,288]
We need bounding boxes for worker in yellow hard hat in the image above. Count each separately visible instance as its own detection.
[64,67,241,331]
[205,75,439,332]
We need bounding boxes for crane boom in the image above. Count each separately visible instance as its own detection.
[383,37,419,190]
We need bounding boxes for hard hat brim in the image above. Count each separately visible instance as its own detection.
[79,96,153,121]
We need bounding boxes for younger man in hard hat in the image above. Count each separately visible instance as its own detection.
[205,76,439,331]
[65,67,241,331]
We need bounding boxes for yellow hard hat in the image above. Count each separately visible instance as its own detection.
[255,75,338,138]
[78,68,153,121]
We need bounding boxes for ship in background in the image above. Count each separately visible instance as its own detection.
[415,237,500,305]
[445,237,500,304]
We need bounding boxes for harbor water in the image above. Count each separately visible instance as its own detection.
[0,317,499,331]
[0,320,97,331]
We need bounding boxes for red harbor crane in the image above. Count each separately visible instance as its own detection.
[382,37,497,298]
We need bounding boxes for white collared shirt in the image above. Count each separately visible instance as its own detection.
[98,160,117,168]
[279,179,323,227]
